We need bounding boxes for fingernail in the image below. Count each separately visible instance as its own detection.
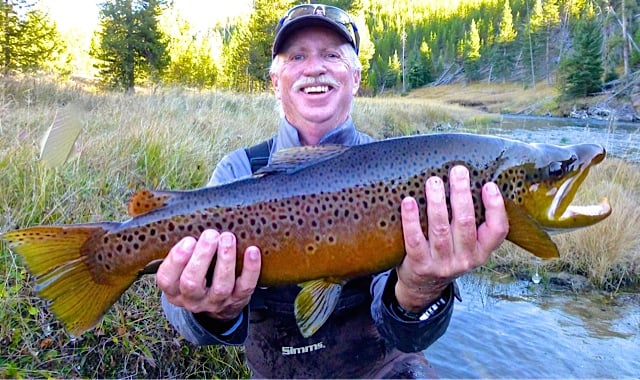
[452,165,468,179]
[181,237,195,250]
[428,176,441,188]
[220,233,234,247]
[402,196,416,210]
[427,177,444,201]
[487,182,499,195]
[201,229,217,242]
[248,247,260,261]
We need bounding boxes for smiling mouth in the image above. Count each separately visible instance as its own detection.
[302,85,330,94]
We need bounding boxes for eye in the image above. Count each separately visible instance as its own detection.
[548,155,578,178]
[325,52,342,62]
[548,161,563,177]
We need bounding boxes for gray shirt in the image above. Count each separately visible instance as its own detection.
[162,117,456,378]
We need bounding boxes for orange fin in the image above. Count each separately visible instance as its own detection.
[127,189,174,217]
[504,200,560,259]
[2,223,136,336]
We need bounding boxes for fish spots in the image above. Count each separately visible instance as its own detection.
[305,244,316,255]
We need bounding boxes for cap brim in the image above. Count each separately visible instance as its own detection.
[272,15,355,58]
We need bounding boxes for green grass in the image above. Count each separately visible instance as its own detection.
[1,76,639,378]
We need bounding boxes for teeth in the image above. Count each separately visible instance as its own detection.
[303,86,329,94]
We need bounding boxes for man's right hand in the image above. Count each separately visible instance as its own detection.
[156,229,262,321]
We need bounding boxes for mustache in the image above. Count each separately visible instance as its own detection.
[292,75,340,91]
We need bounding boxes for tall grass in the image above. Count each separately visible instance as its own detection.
[1,77,638,377]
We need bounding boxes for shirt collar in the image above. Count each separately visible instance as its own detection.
[274,116,360,152]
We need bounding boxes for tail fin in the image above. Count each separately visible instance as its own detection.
[2,223,136,336]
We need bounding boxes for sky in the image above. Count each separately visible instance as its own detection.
[38,0,253,33]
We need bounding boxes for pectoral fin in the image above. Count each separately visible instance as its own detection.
[504,199,560,259]
[294,279,344,338]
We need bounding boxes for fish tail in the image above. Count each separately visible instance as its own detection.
[2,223,134,336]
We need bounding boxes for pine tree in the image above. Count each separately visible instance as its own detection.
[90,0,169,92]
[220,0,291,91]
[246,0,288,91]
[491,0,518,82]
[559,4,603,98]
[463,18,482,81]
[159,10,219,88]
[0,0,63,75]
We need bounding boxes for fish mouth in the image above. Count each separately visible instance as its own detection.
[548,198,612,233]
[543,146,611,232]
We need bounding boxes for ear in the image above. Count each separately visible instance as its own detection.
[351,70,361,96]
[270,71,282,99]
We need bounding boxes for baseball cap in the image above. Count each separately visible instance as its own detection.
[272,4,360,58]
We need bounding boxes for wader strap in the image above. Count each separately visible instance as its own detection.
[245,137,274,174]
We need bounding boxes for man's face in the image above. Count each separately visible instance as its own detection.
[270,26,360,145]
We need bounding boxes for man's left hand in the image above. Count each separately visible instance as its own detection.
[395,165,509,312]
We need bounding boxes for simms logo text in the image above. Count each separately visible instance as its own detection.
[281,342,326,355]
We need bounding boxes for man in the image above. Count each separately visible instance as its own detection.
[157,4,508,378]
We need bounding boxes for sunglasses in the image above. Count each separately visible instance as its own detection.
[277,4,360,54]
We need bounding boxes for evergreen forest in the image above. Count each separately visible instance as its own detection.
[1,0,639,98]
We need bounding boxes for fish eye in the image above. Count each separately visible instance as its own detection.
[548,161,563,177]
[548,155,578,178]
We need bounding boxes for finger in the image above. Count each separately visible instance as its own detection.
[210,231,237,298]
[477,182,509,257]
[400,196,429,261]
[234,246,261,299]
[180,229,219,298]
[449,166,478,259]
[157,236,196,297]
[425,176,452,258]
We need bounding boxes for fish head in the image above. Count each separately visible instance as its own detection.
[514,142,611,233]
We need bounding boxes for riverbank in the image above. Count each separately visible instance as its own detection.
[407,81,640,123]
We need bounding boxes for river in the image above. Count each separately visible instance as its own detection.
[426,116,640,378]
[427,274,639,378]
[456,114,640,163]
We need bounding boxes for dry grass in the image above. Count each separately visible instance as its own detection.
[1,76,638,377]
[408,82,560,116]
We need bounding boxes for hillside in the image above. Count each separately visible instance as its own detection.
[407,78,640,122]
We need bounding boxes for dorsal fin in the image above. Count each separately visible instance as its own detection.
[256,145,350,175]
[127,189,174,217]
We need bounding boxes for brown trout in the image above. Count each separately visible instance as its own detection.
[2,133,611,338]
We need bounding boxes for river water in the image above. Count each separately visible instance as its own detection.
[425,116,640,378]
[457,114,640,163]
[427,274,639,378]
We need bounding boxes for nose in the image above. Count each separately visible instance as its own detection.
[302,54,327,76]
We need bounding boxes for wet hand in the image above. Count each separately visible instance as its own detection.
[396,165,509,312]
[156,229,261,321]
